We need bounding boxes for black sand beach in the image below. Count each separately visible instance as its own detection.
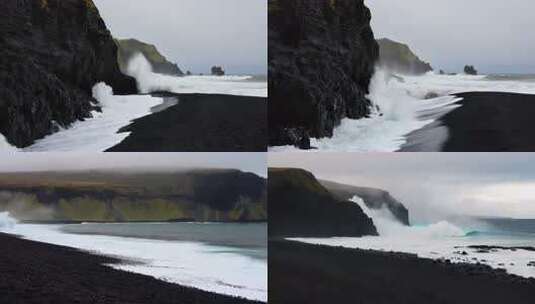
[402,92,535,152]
[0,233,260,304]
[269,240,535,304]
[107,93,267,152]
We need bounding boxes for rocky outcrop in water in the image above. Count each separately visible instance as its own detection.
[0,0,137,148]
[377,38,433,75]
[0,170,267,222]
[115,38,183,76]
[464,65,478,75]
[269,168,377,237]
[269,0,379,148]
[320,180,410,225]
[211,66,225,76]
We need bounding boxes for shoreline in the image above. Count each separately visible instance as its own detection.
[19,219,268,225]
[401,91,535,152]
[269,239,535,304]
[0,232,262,304]
[107,93,267,152]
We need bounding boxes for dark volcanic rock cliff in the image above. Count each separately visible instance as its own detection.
[269,0,379,148]
[320,180,410,225]
[0,0,137,148]
[0,170,267,222]
[116,38,183,76]
[268,168,377,237]
[377,38,433,75]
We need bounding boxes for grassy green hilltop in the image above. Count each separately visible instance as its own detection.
[0,169,266,222]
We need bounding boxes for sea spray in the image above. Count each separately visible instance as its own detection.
[272,69,505,152]
[92,82,116,108]
[299,68,457,152]
[350,195,405,236]
[126,53,157,93]
[367,69,418,122]
[125,53,266,97]
[292,194,535,279]
[0,212,17,230]
[350,194,465,238]
[0,134,19,152]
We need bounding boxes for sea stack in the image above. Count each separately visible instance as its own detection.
[0,0,137,148]
[211,66,225,76]
[464,65,478,75]
[269,0,379,148]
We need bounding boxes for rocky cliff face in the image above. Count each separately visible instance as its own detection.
[115,38,183,76]
[377,38,433,75]
[0,170,267,222]
[0,0,137,148]
[269,168,377,237]
[269,0,379,148]
[320,180,410,225]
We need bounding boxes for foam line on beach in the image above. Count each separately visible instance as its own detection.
[3,221,267,302]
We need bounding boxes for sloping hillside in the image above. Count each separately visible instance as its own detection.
[0,169,266,222]
[377,38,433,75]
[269,168,377,237]
[115,38,183,76]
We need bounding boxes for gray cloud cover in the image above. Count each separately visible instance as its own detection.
[0,153,266,177]
[366,0,535,74]
[93,0,267,75]
[269,153,535,221]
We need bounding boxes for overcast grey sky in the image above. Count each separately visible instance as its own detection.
[93,0,267,75]
[270,153,535,221]
[0,153,266,177]
[366,0,535,74]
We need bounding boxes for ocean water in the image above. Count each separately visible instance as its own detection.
[292,196,535,279]
[0,213,267,302]
[270,70,535,152]
[0,54,267,152]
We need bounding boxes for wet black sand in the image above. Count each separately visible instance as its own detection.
[269,240,535,304]
[107,93,267,152]
[402,92,535,152]
[0,233,260,304]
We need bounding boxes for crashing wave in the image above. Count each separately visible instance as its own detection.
[0,212,17,230]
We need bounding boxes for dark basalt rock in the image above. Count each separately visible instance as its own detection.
[464,65,478,75]
[211,66,225,76]
[0,0,137,148]
[268,168,378,237]
[320,179,410,226]
[269,0,379,148]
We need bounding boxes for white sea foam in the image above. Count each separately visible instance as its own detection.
[0,134,19,152]
[1,54,266,152]
[126,53,267,97]
[270,70,535,152]
[6,223,267,302]
[0,212,17,230]
[292,195,535,279]
[23,83,162,152]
